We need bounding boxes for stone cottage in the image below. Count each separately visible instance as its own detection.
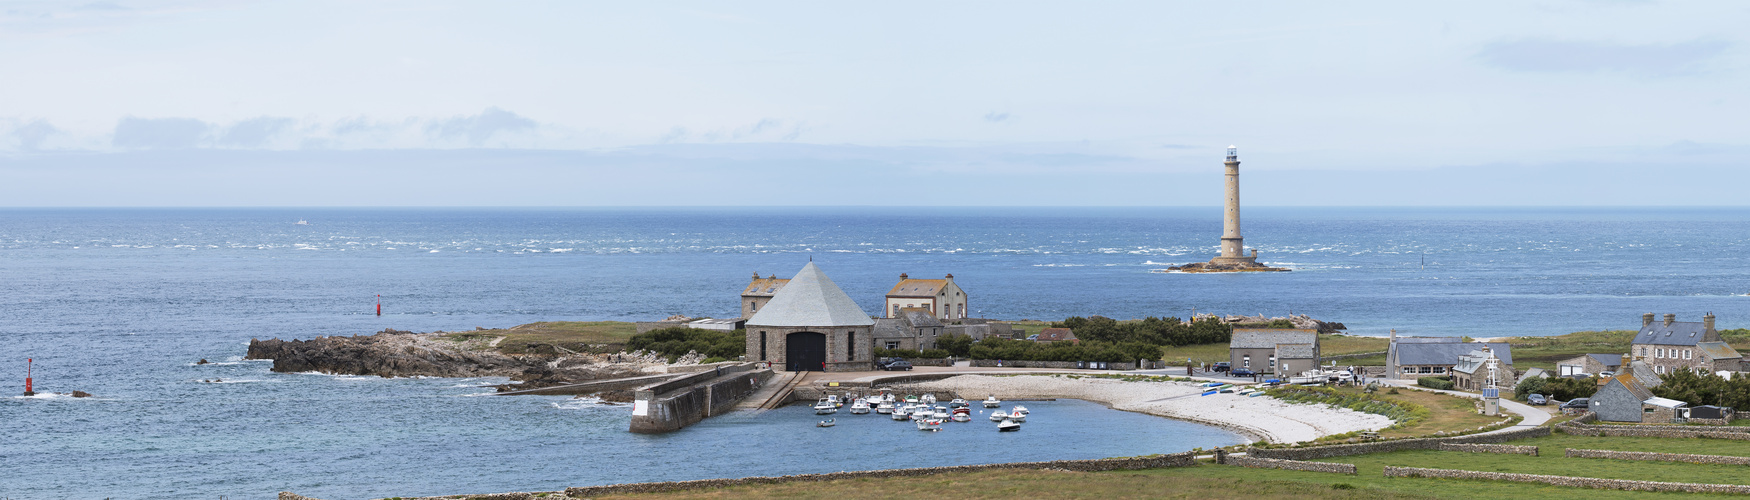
[1452,346,1508,392]
[1228,328,1318,375]
[884,273,969,321]
[1555,353,1624,377]
[871,308,944,351]
[744,262,875,372]
[1591,360,1687,423]
[1385,332,1514,380]
[739,273,790,319]
[1036,328,1078,343]
[1631,313,1743,375]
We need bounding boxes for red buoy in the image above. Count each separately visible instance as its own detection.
[24,358,33,396]
[376,295,382,316]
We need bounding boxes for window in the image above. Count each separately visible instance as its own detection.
[1268,355,1276,368]
[750,301,758,312]
[759,331,767,361]
[1403,367,1416,373]
[1419,366,1432,374]
[1242,355,1251,368]
[1433,367,1445,374]
[892,304,900,317]
[1656,348,1663,358]
[848,331,855,359]
[1684,349,1692,359]
[886,341,900,349]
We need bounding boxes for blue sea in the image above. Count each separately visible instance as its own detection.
[2,206,1748,499]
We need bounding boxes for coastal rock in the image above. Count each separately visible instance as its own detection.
[247,331,663,382]
[71,391,92,398]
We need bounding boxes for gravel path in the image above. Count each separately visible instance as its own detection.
[901,374,1394,444]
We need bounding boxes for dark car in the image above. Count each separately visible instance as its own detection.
[1559,398,1589,410]
[882,360,913,371]
[1230,368,1256,377]
[1213,362,1231,373]
[1527,394,1548,406]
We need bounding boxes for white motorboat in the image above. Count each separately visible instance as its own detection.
[294,219,310,225]
[849,400,871,414]
[931,405,949,420]
[875,400,894,414]
[982,396,1002,408]
[817,418,835,427]
[1006,408,1026,423]
[997,418,1021,432]
[813,398,837,415]
[916,418,942,432]
[1010,405,1029,416]
[1289,370,1330,385]
[892,407,910,420]
[920,393,937,405]
[949,398,969,408]
[989,410,1009,422]
[827,394,843,408]
[951,408,972,422]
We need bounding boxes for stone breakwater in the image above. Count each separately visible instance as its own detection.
[897,374,1393,444]
[1566,448,1750,465]
[246,330,656,385]
[1383,466,1750,494]
[343,453,1198,500]
[1246,425,1551,460]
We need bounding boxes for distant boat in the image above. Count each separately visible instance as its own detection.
[817,418,835,427]
[983,396,1002,408]
[294,219,310,225]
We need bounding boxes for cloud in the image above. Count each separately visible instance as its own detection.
[1476,38,1730,76]
[426,107,537,146]
[217,116,294,148]
[113,116,210,149]
[10,119,60,150]
[983,112,1012,123]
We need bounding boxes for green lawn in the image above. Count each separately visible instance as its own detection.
[439,321,639,355]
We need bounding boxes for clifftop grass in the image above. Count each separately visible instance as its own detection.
[440,321,638,355]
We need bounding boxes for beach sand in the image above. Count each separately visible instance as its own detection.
[899,374,1393,444]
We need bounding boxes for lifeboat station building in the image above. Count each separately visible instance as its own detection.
[745,262,876,372]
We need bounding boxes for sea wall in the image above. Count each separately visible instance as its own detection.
[1383,466,1750,494]
[629,364,771,434]
[1246,426,1550,460]
[1566,448,1750,465]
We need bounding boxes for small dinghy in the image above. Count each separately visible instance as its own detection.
[982,395,1002,408]
[989,410,1009,422]
[997,418,1021,432]
[817,418,835,427]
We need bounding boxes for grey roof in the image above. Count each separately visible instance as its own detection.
[1635,321,1710,346]
[1626,360,1662,388]
[1588,353,1625,367]
[1453,349,1505,376]
[1698,341,1743,361]
[1231,329,1317,349]
[1393,342,1514,366]
[871,318,909,339]
[1276,343,1315,358]
[1520,367,1550,382]
[1394,336,1464,344]
[745,262,875,328]
[1605,376,1655,402]
[901,309,943,328]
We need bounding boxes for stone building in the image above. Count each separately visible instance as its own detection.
[744,262,875,372]
[1591,360,1684,423]
[1386,332,1514,380]
[1036,328,1079,343]
[884,273,969,321]
[871,308,944,351]
[1630,313,1743,375]
[739,273,790,319]
[1228,328,1318,375]
[1452,346,1507,392]
[1556,353,1624,377]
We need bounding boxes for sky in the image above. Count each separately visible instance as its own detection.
[1,1,1746,206]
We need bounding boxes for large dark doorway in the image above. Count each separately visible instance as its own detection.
[786,332,826,371]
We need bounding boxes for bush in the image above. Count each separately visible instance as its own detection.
[625,327,745,363]
[935,333,974,357]
[1417,377,1454,390]
[1052,315,1232,347]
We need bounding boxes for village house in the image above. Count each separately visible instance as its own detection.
[739,272,789,319]
[871,308,944,351]
[1451,346,1509,391]
[1591,359,1689,423]
[1630,313,1743,375]
[1555,353,1624,377]
[1036,328,1078,343]
[884,273,969,321]
[1385,332,1514,380]
[1228,328,1318,375]
[744,262,875,372]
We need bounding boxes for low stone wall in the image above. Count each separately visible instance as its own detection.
[630,369,772,433]
[1557,413,1750,440]
[1691,418,1734,426]
[1221,455,1356,474]
[967,359,1137,370]
[560,452,1197,497]
[1383,466,1750,494]
[1437,443,1538,456]
[1246,426,1551,460]
[1566,448,1750,465]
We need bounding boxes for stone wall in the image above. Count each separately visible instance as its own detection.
[1219,455,1357,474]
[1566,448,1750,465]
[1246,426,1551,460]
[1557,412,1750,439]
[629,368,772,434]
[559,452,1197,497]
[967,359,1137,370]
[1383,466,1750,494]
[1436,443,1538,456]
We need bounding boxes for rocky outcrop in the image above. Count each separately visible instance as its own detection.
[1167,261,1289,273]
[246,330,656,383]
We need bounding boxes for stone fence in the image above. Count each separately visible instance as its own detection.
[559,452,1198,497]
[1437,443,1539,456]
[1383,466,1750,494]
[967,359,1138,370]
[1566,448,1750,465]
[1215,452,1356,474]
[1557,412,1750,440]
[1246,426,1550,460]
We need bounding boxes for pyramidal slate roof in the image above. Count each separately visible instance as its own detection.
[745,262,874,328]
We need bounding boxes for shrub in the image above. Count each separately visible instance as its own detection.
[1417,377,1454,390]
[967,337,1161,362]
[625,327,745,363]
[1265,386,1428,430]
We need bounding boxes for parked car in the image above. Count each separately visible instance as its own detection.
[882,360,913,371]
[1230,368,1256,377]
[1213,362,1231,373]
[1527,394,1548,406]
[1559,398,1590,410]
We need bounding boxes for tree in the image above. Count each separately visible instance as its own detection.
[935,333,974,357]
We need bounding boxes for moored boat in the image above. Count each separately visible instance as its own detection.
[916,418,943,432]
[1010,405,1029,416]
[997,418,1021,432]
[949,398,968,408]
[1006,408,1026,423]
[982,395,1002,408]
[989,410,1009,421]
[813,398,837,415]
[817,418,835,427]
[875,400,895,414]
[849,400,871,414]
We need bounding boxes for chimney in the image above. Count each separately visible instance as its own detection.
[899,273,908,280]
[1643,313,1655,328]
[945,273,953,280]
[753,271,760,280]
[1390,328,1397,340]
[1664,314,1676,327]
[1704,312,1716,331]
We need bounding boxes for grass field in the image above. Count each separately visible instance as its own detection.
[439,321,639,355]
[1320,386,1509,440]
[600,433,1750,500]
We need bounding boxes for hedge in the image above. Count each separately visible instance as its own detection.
[1418,377,1454,390]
